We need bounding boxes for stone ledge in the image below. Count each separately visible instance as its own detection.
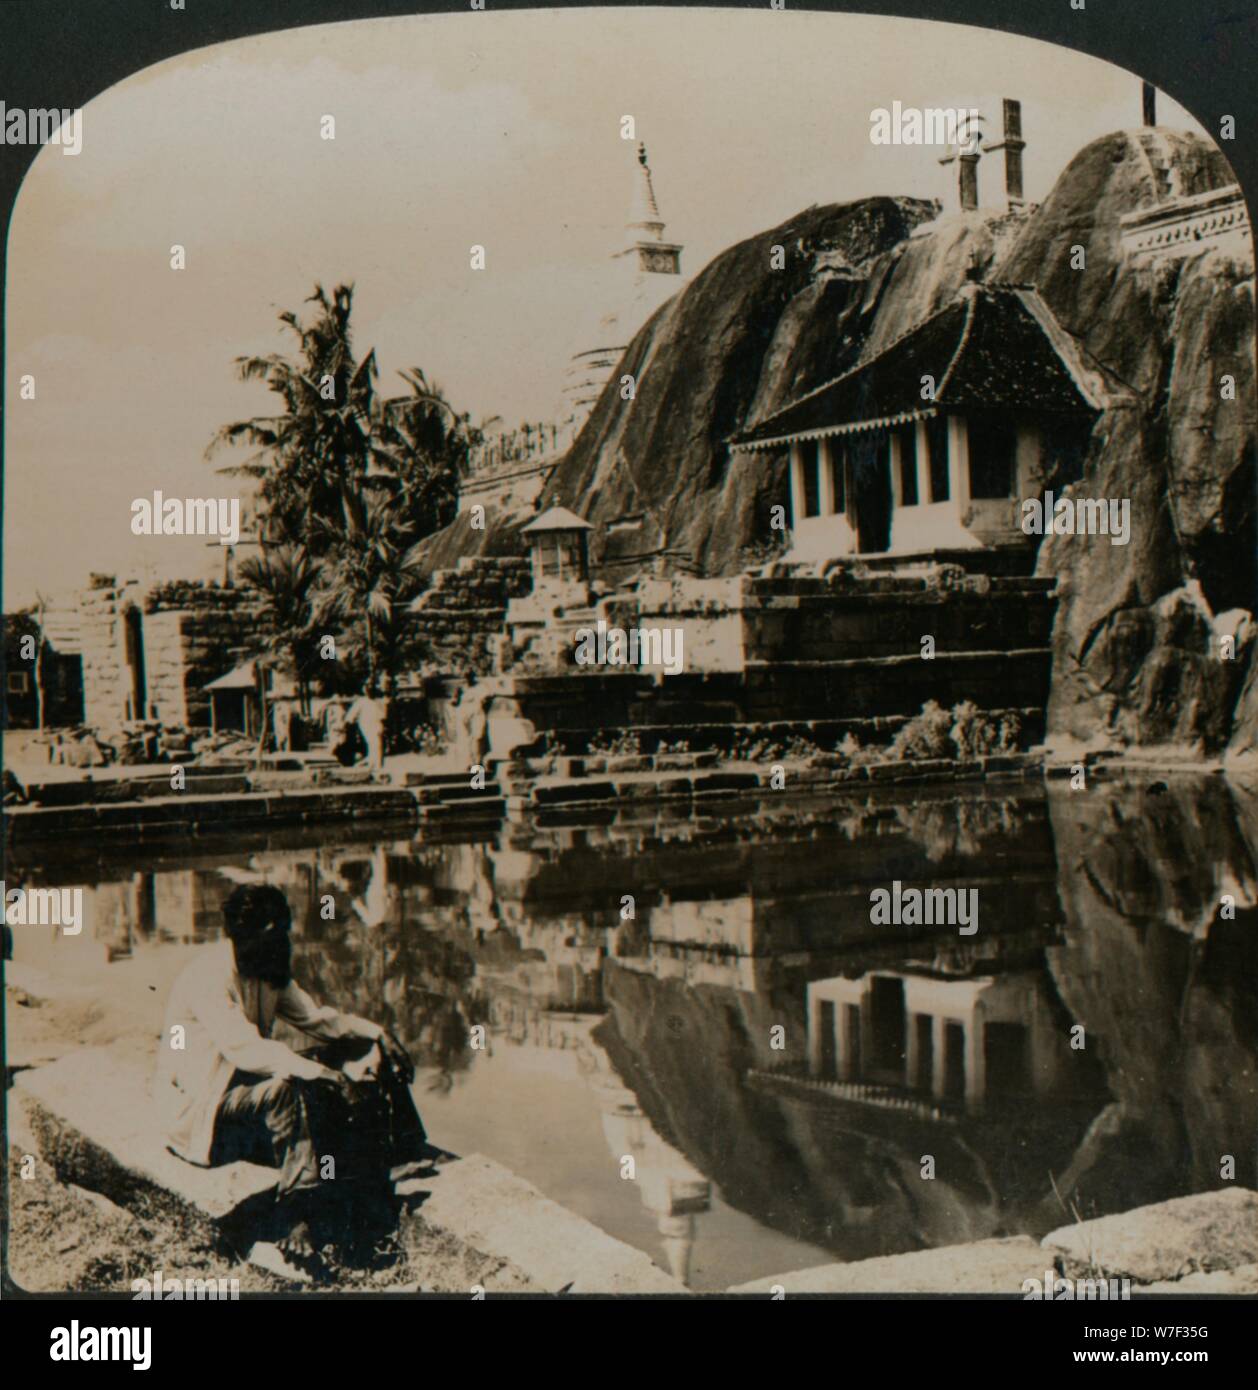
[1140,1262,1258,1295]
[1043,1189,1258,1282]
[416,1154,688,1295]
[728,1236,1046,1294]
[15,1049,277,1239]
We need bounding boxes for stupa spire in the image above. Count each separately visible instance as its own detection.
[627,141,665,240]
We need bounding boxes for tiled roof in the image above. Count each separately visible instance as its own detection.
[204,660,258,691]
[729,285,1105,450]
[522,505,594,533]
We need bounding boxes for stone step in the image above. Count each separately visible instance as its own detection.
[415,782,503,804]
[420,799,506,822]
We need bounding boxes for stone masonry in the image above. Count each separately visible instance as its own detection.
[77,577,265,732]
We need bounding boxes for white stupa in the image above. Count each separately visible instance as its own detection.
[558,142,685,441]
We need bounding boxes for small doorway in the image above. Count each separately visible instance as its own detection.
[123,606,147,721]
[868,975,907,1082]
[818,999,838,1080]
[852,432,892,552]
[943,1020,967,1101]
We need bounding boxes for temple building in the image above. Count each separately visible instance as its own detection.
[728,282,1122,565]
[1119,82,1252,265]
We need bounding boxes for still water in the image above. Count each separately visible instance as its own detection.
[10,777,1258,1290]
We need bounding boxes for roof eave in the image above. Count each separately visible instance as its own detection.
[730,406,941,452]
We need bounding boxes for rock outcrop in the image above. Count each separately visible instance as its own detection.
[422,127,1254,750]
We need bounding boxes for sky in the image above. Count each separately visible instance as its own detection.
[4,6,1213,607]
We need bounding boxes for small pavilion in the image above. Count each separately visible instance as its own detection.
[728,284,1115,563]
[521,506,594,584]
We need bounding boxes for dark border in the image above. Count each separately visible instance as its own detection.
[1,0,1255,1311]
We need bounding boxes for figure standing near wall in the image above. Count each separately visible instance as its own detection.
[347,692,387,771]
[456,671,491,768]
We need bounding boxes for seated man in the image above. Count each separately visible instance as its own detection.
[155,883,427,1279]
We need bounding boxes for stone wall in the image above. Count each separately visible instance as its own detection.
[78,581,130,730]
[146,583,265,728]
[77,578,264,732]
[411,556,533,676]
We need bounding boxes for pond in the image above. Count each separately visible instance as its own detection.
[9,775,1258,1291]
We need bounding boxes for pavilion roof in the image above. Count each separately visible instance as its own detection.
[522,505,594,533]
[729,285,1112,451]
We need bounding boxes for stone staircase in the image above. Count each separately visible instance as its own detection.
[403,767,506,823]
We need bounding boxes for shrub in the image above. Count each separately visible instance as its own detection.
[889,700,954,760]
[588,729,641,756]
[997,712,1023,751]
[949,700,998,758]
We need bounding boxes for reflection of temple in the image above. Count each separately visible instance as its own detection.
[807,968,1079,1113]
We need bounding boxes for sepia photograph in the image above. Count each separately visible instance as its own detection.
[1,0,1255,1349]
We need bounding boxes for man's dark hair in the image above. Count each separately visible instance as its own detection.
[223,884,291,942]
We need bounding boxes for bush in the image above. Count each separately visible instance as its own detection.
[835,731,879,766]
[889,700,954,760]
[949,700,997,758]
[587,729,641,756]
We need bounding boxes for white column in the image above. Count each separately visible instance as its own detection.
[818,438,836,515]
[789,442,805,527]
[905,1011,921,1088]
[914,418,930,504]
[948,414,970,511]
[888,431,903,508]
[967,1005,985,1108]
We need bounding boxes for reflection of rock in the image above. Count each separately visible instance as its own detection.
[1045,777,1258,1206]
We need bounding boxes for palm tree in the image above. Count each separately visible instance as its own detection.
[206,284,378,548]
[311,484,427,702]
[372,368,493,536]
[237,544,321,715]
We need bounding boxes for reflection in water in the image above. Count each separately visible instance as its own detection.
[10,778,1257,1290]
